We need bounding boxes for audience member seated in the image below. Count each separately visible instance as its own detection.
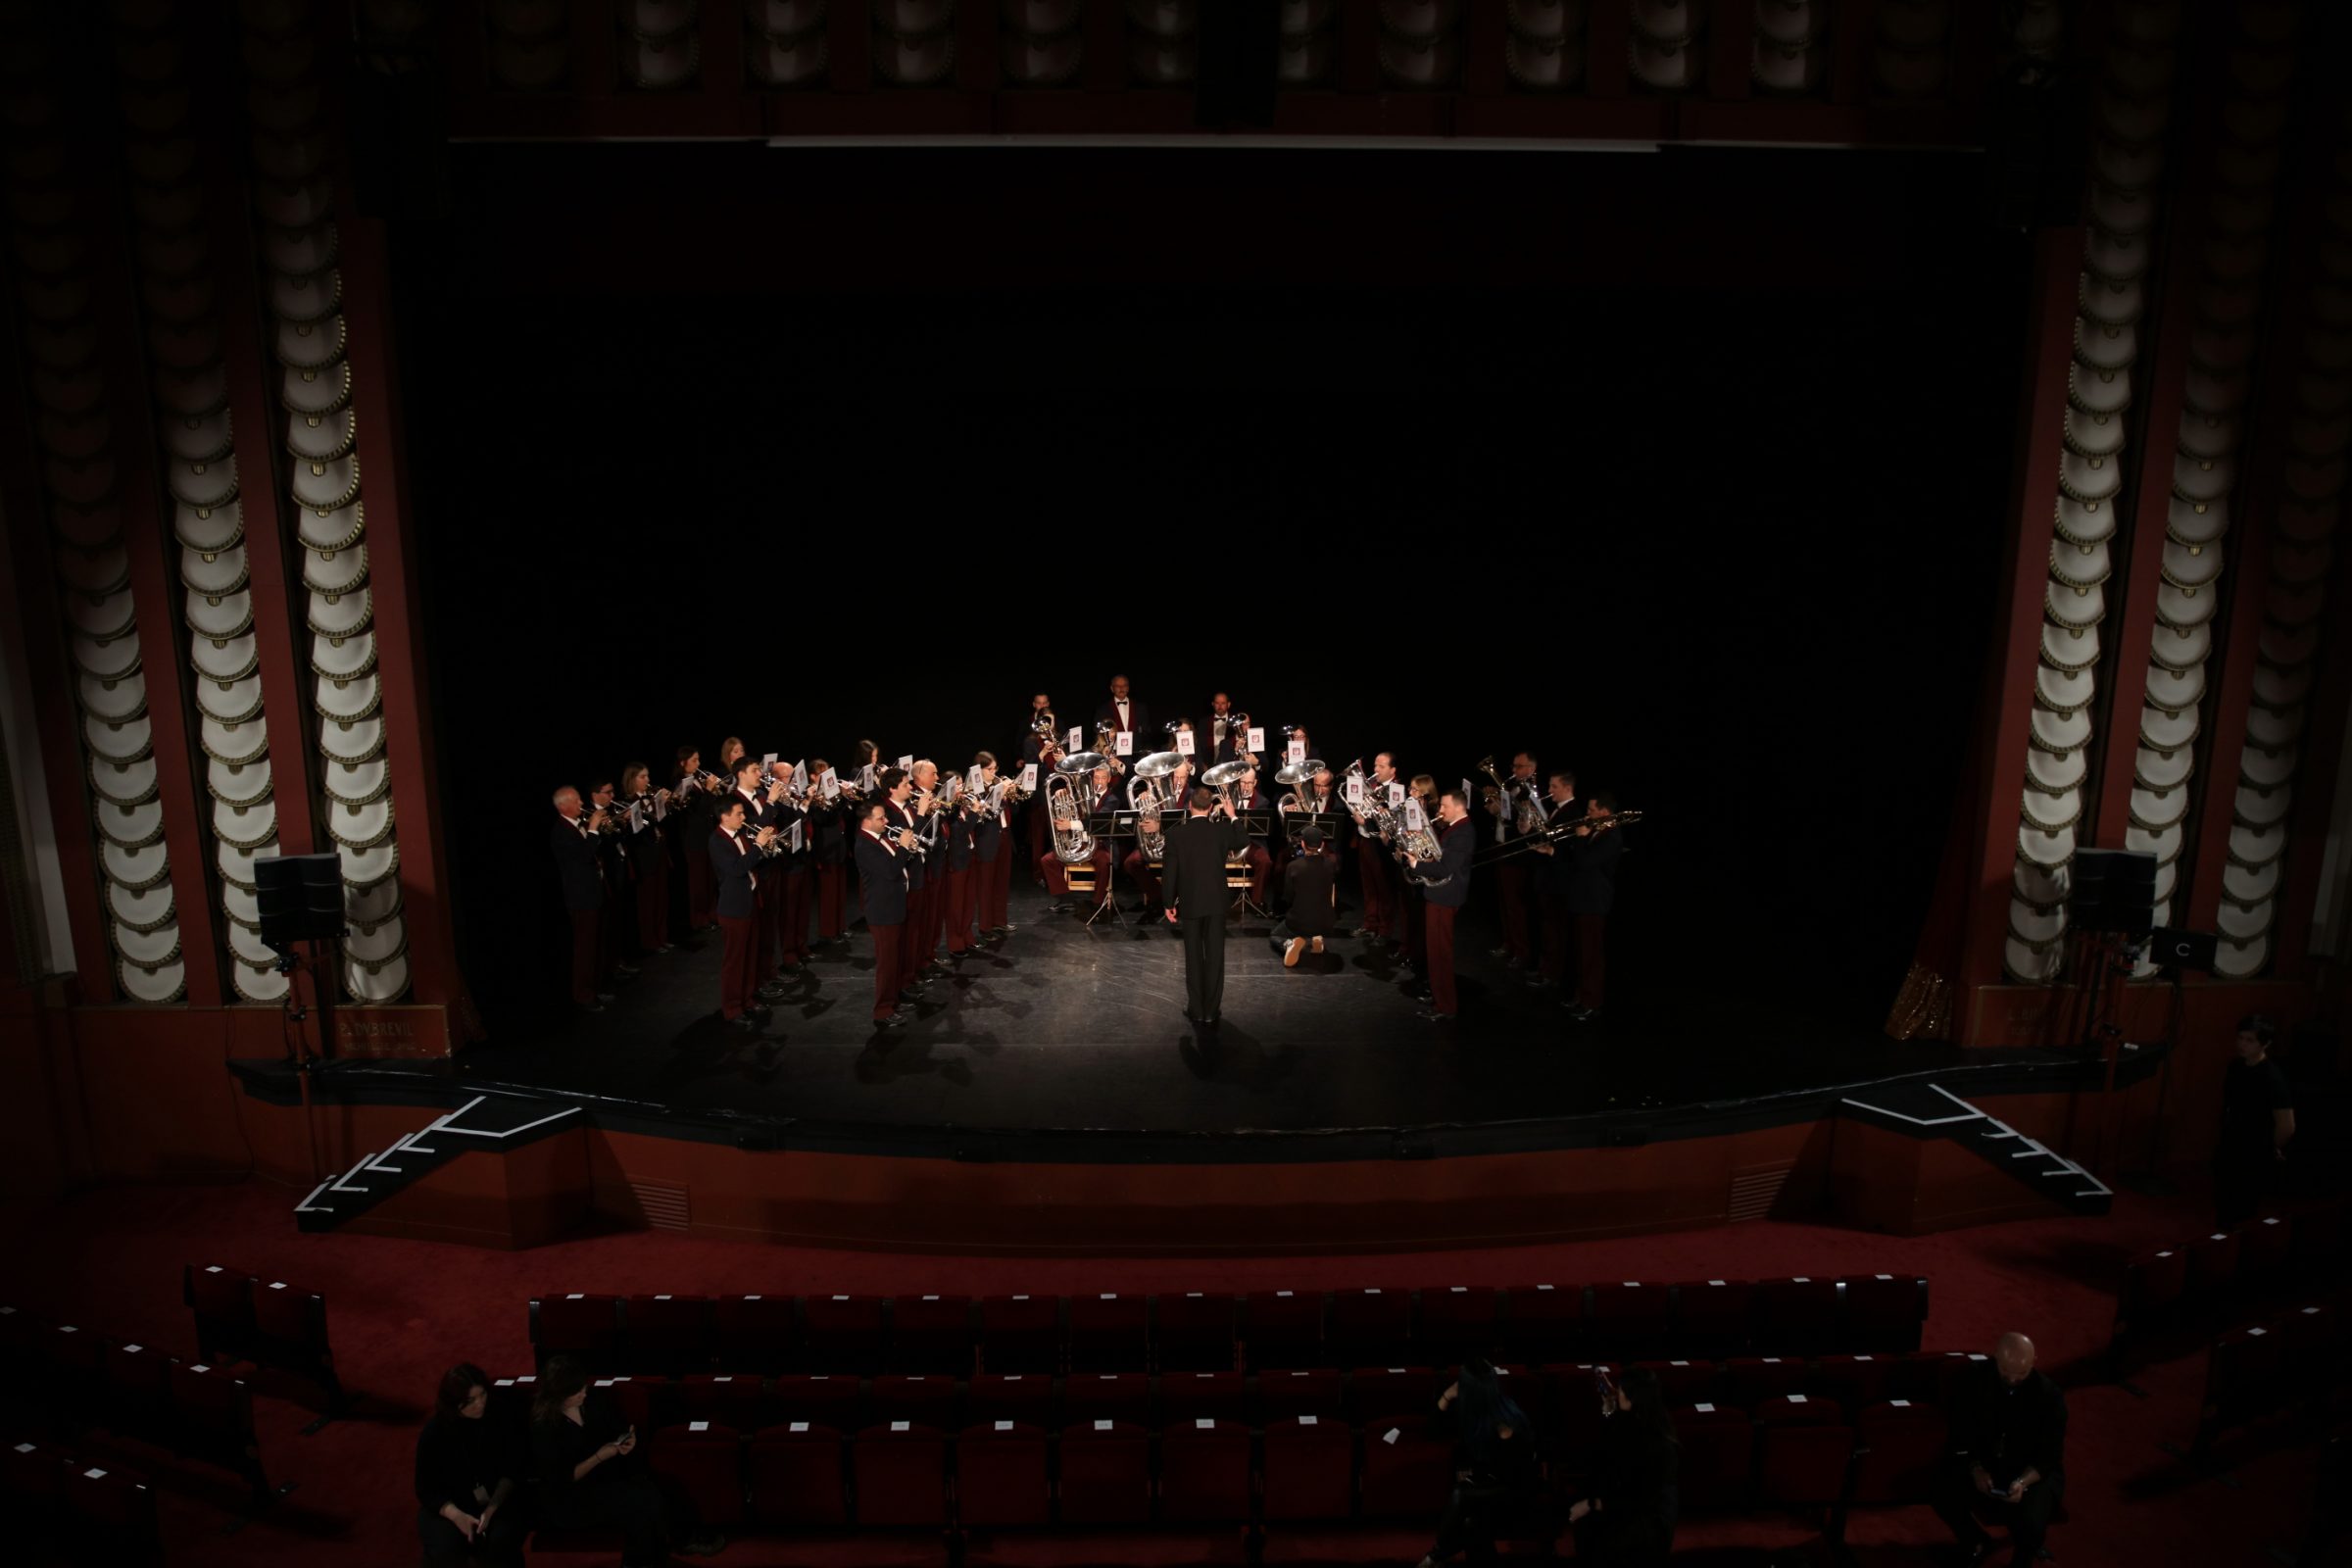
[417,1362,530,1567]
[1935,1331,2066,1566]
[1567,1366,1679,1566]
[530,1355,726,1565]
[1417,1358,1541,1567]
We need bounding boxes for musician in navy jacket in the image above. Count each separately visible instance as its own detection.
[1559,794,1626,1022]
[1403,791,1475,1021]
[550,787,610,1011]
[709,798,773,1027]
[853,801,921,1028]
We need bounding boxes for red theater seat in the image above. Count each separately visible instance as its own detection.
[1756,1415,1856,1506]
[61,1461,159,1559]
[1258,1368,1347,1422]
[889,1293,973,1375]
[966,1372,1057,1429]
[532,1293,621,1369]
[1156,1292,1239,1371]
[853,1422,949,1528]
[1359,1419,1456,1520]
[1244,1290,1325,1369]
[650,1422,744,1525]
[772,1374,862,1430]
[1723,1356,1807,1408]
[2184,1231,2241,1302]
[1062,1372,1154,1429]
[955,1421,1051,1529]
[977,1295,1062,1374]
[867,1373,962,1432]
[1670,1279,1751,1357]
[1850,1399,1948,1503]
[1067,1292,1151,1372]
[1417,1285,1502,1366]
[620,1294,710,1373]
[1500,1283,1581,1364]
[1056,1419,1152,1525]
[1261,1414,1355,1521]
[100,1340,170,1431]
[182,1264,256,1361]
[1350,1365,1440,1424]
[1753,1391,1842,1427]
[1884,1352,1948,1405]
[592,1376,655,1432]
[1159,1370,1251,1427]
[677,1373,766,1430]
[1841,1273,1928,1352]
[748,1423,846,1526]
[1638,1359,1719,1405]
[1809,1353,1890,1413]
[2289,1200,2348,1277]
[1588,1281,1671,1360]
[710,1295,796,1374]
[1326,1287,1413,1367]
[1159,1417,1252,1523]
[800,1293,886,1372]
[2238,1215,2291,1282]
[1676,1401,1754,1509]
[1750,1277,1842,1355]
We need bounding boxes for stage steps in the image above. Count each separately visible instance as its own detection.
[1838,1081,2111,1217]
[292,1094,580,1234]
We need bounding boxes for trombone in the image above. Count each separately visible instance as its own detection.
[1472,808,1644,865]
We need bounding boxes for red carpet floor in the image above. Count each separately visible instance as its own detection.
[0,1171,2329,1566]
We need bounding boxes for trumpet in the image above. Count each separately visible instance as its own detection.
[1029,708,1057,742]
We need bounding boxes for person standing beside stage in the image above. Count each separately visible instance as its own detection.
[709,798,773,1029]
[1162,785,1246,1030]
[1271,826,1341,966]
[854,800,921,1029]
[550,787,612,1014]
[1405,790,1474,1022]
[2216,1013,2295,1228]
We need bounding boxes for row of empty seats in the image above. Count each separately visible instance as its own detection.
[4,1437,161,1565]
[2112,1202,2348,1367]
[529,1275,1930,1375]
[525,1349,1996,1446]
[2195,1293,2351,1456]
[0,1302,276,1503]
[180,1263,342,1411]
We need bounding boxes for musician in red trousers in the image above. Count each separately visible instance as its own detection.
[808,759,850,945]
[617,763,672,956]
[1351,752,1402,941]
[1121,756,1191,916]
[972,754,1014,936]
[1038,763,1117,913]
[709,798,774,1029]
[880,768,934,996]
[1403,791,1474,1022]
[943,765,979,956]
[853,801,919,1028]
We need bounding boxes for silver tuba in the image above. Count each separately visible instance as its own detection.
[1202,759,1252,818]
[1127,771,1167,860]
[1046,753,1102,864]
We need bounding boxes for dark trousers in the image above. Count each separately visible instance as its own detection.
[1933,1464,2061,1561]
[716,913,758,1019]
[547,1471,678,1568]
[1270,918,1329,956]
[568,909,600,1004]
[870,919,904,1020]
[944,864,975,952]
[417,1502,528,1568]
[1429,1483,1517,1566]
[1123,850,1163,907]
[753,874,780,985]
[1538,884,1569,981]
[898,889,927,979]
[816,862,847,938]
[1402,887,1427,967]
[1354,837,1393,936]
[634,855,668,952]
[1495,860,1533,961]
[2216,1152,2273,1230]
[1575,912,1608,1009]
[1426,903,1458,1014]
[778,866,810,964]
[921,864,949,956]
[1180,914,1226,1022]
[981,850,1010,929]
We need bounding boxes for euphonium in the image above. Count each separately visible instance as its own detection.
[1128,772,1167,860]
[1045,770,1096,863]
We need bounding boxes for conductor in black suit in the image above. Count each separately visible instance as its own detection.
[1160,785,1246,1029]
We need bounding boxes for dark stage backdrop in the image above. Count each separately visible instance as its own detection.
[393,148,2024,1041]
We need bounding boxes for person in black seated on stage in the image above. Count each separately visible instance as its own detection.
[854,800,921,1029]
[416,1362,528,1567]
[1567,1367,1680,1566]
[709,798,773,1029]
[1935,1332,2066,1567]
[1417,1359,1540,1568]
[550,787,612,1013]
[1162,785,1246,1030]
[529,1356,722,1566]
[1270,826,1341,966]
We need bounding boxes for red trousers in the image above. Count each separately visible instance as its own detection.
[1425,903,1458,1015]
[1122,850,1163,906]
[778,866,810,965]
[1235,843,1271,904]
[716,913,758,1019]
[1025,802,1050,882]
[753,872,781,986]
[816,863,847,938]
[1039,848,1112,903]
[1538,884,1570,981]
[1575,913,1607,1010]
[1355,837,1393,936]
[898,886,928,979]
[868,919,904,1020]
[568,909,600,1004]
[945,864,976,953]
[685,829,715,927]
[1402,888,1426,967]
[981,850,1010,930]
[635,854,668,952]
[921,863,948,957]
[1494,860,1533,962]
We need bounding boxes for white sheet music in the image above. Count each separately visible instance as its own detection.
[858,763,876,791]
[1388,782,1406,806]
[652,794,667,823]
[897,754,914,771]
[1176,730,1196,757]
[792,759,807,787]
[821,769,840,800]
[1066,726,1083,751]
[1345,776,1363,807]
[1246,726,1264,753]
[1287,740,1305,765]
[627,802,646,833]
[1115,731,1133,757]
[967,764,983,792]
[1020,762,1038,791]
[762,752,777,765]
[787,821,804,854]
[1403,797,1426,831]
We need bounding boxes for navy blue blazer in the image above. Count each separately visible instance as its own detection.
[1414,816,1475,909]
[854,827,916,926]
[710,826,760,919]
[550,816,603,912]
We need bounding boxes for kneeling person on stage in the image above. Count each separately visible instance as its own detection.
[854,801,922,1029]
[1271,826,1341,967]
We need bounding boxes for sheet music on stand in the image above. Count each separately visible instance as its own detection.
[1286,810,1348,847]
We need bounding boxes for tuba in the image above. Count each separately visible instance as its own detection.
[1202,759,1251,818]
[1045,763,1097,863]
[1127,771,1167,860]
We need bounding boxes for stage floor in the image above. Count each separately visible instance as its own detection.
[268,883,2090,1160]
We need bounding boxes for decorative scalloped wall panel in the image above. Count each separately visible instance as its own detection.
[1,21,185,1003]
[2209,128,2352,976]
[113,2,289,1003]
[241,5,410,1004]
[2004,0,2183,984]
[2122,7,2298,978]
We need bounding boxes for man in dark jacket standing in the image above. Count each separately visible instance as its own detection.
[854,801,921,1029]
[1556,792,1626,1022]
[550,786,611,1012]
[1162,786,1246,1029]
[1405,791,1475,1022]
[1935,1332,2066,1566]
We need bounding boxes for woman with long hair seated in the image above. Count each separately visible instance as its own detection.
[529,1355,725,1565]
[1417,1358,1541,1566]
[416,1362,529,1566]
[1567,1366,1681,1565]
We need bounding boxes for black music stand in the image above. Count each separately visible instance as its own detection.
[1230,810,1275,919]
[1086,812,1129,929]
[1285,811,1348,850]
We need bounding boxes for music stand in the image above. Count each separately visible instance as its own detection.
[1087,812,1130,929]
[1230,810,1275,919]
[1285,811,1348,849]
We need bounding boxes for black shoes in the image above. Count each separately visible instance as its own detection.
[1048,902,1075,913]
[1525,975,1556,989]
[757,982,789,1001]
[1565,1003,1598,1022]
[875,1011,906,1029]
